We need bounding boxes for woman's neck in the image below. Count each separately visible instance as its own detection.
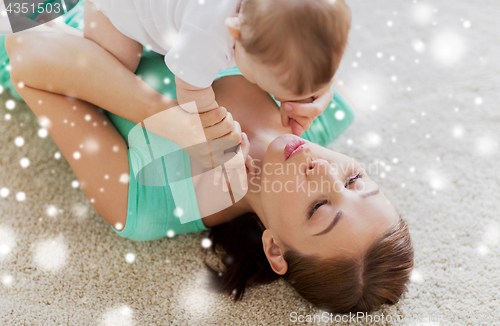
[240,129,279,228]
[202,75,293,227]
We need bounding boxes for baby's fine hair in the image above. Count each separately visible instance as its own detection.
[239,0,351,95]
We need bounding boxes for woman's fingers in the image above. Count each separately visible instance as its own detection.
[237,161,248,191]
[215,118,242,144]
[212,131,249,191]
[199,106,227,128]
[213,166,223,186]
[204,111,238,141]
[233,132,249,190]
[223,170,231,192]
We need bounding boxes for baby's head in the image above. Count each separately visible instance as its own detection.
[226,0,351,101]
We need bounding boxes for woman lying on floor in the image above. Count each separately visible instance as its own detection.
[2,4,413,313]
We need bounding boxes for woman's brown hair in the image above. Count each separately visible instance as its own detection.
[206,213,414,313]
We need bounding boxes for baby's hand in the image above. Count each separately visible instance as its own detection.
[280,89,334,136]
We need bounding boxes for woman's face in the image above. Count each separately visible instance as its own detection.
[260,134,399,259]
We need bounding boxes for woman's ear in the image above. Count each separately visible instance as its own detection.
[262,229,288,275]
[225,16,241,40]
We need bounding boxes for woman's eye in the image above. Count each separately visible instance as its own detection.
[308,200,327,219]
[345,173,362,188]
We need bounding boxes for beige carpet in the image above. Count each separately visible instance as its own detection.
[1,0,499,325]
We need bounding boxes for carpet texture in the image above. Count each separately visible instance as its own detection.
[1,0,499,325]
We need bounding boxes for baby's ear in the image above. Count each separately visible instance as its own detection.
[225,16,241,40]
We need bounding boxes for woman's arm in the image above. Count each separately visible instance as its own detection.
[5,29,173,124]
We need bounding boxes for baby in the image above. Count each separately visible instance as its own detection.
[85,0,351,137]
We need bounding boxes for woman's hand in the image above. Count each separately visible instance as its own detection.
[213,132,250,192]
[280,89,334,136]
[142,102,243,169]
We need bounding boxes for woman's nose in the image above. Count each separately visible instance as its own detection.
[307,159,344,197]
[306,159,344,191]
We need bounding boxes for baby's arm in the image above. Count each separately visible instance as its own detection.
[175,76,219,113]
[84,1,143,72]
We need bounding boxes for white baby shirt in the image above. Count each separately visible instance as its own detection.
[89,0,240,88]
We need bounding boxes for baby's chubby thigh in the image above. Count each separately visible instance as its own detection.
[83,0,144,72]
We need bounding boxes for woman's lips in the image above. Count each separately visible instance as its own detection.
[284,138,308,161]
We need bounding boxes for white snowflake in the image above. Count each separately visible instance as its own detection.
[46,205,58,217]
[14,136,24,147]
[0,187,9,198]
[201,238,212,249]
[475,137,497,156]
[452,125,464,138]
[1,275,13,287]
[83,138,100,153]
[412,40,426,53]
[410,269,424,283]
[427,170,447,191]
[5,100,15,110]
[101,306,135,326]
[32,234,69,272]
[334,110,345,120]
[125,253,135,263]
[364,132,382,148]
[119,173,129,184]
[173,207,184,217]
[477,245,489,256]
[16,192,26,201]
[38,116,51,128]
[72,203,89,219]
[482,223,500,246]
[413,3,434,26]
[38,128,48,138]
[430,30,466,66]
[19,158,30,168]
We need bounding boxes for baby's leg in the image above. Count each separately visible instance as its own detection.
[10,75,130,229]
[84,1,143,72]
